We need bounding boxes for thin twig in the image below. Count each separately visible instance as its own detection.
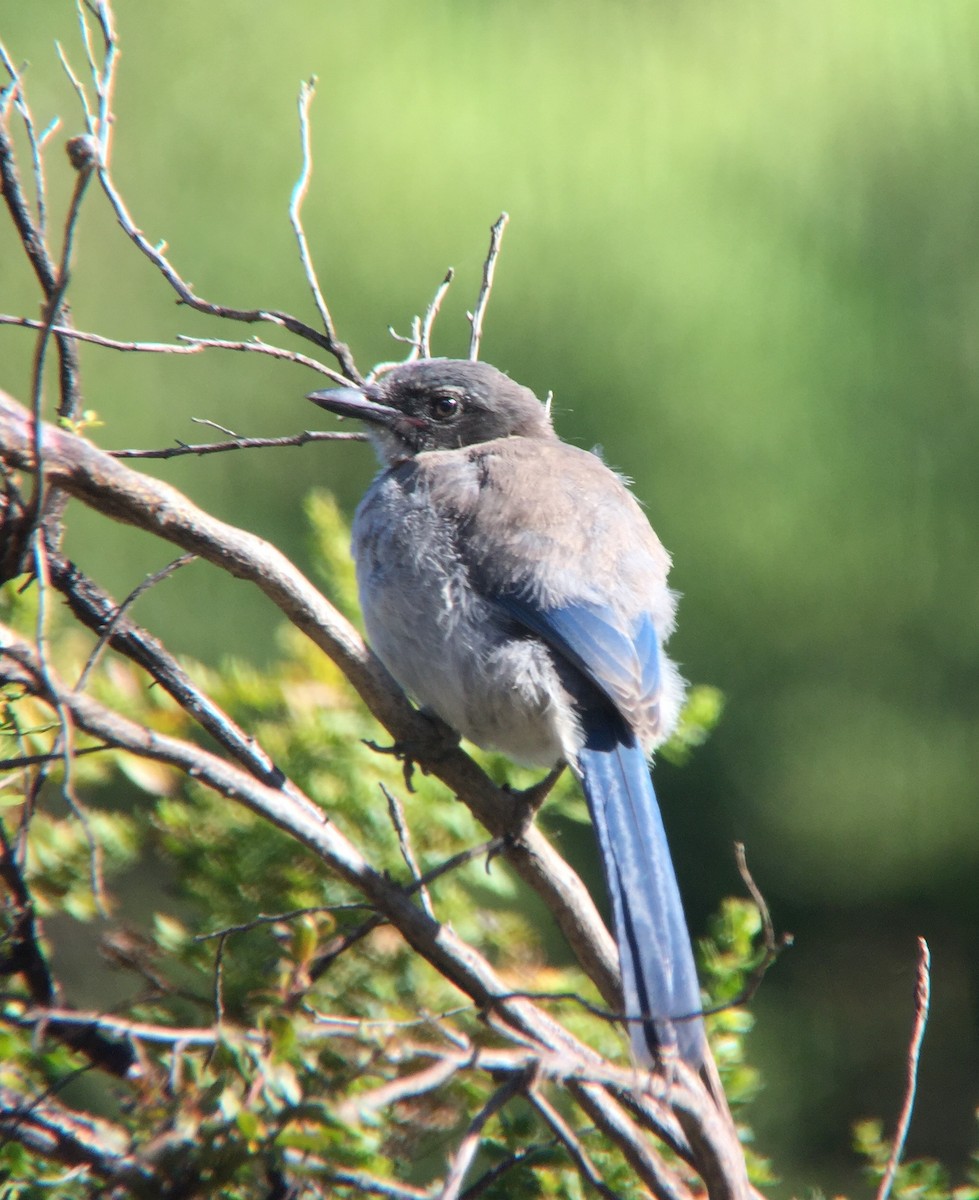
[289,78,338,342]
[0,64,83,411]
[311,1168,429,1200]
[0,318,352,386]
[75,553,196,691]
[876,937,931,1200]
[386,317,423,359]
[467,212,509,361]
[309,838,501,982]
[528,1088,621,1200]
[81,0,117,165]
[338,1057,463,1123]
[459,1141,556,1200]
[3,1005,258,1049]
[0,46,51,239]
[0,1081,152,1184]
[29,152,93,507]
[420,268,454,358]
[194,905,367,944]
[0,745,109,771]
[726,841,793,1009]
[56,41,93,132]
[111,429,365,460]
[95,167,360,376]
[381,782,435,920]
[29,536,107,915]
[439,1070,530,1200]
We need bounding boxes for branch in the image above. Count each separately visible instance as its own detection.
[289,78,338,344]
[0,1084,152,1185]
[0,317,354,394]
[110,428,365,461]
[440,1071,530,1200]
[0,63,82,415]
[95,159,360,379]
[0,831,136,1077]
[42,545,285,786]
[0,388,621,1012]
[876,937,931,1200]
[0,627,594,1064]
[468,213,508,361]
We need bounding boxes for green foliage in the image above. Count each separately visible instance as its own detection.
[660,683,725,767]
[854,1114,979,1200]
[7,490,979,1194]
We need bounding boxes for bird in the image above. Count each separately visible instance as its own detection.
[309,358,705,1067]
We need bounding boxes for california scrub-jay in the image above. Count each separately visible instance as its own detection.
[309,359,705,1067]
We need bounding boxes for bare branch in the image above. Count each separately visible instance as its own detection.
[571,1081,697,1200]
[0,44,54,239]
[467,212,509,362]
[43,545,286,786]
[2,1004,257,1049]
[715,841,793,1010]
[0,75,83,413]
[94,166,361,377]
[111,429,365,461]
[0,316,353,386]
[381,781,435,920]
[0,1083,153,1185]
[459,1141,556,1200]
[74,552,196,690]
[29,535,107,913]
[528,1087,621,1200]
[309,1167,429,1200]
[440,1070,529,1200]
[338,1057,463,1124]
[876,937,931,1200]
[420,268,454,358]
[290,78,341,345]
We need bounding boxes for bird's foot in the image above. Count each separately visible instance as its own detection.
[364,711,460,792]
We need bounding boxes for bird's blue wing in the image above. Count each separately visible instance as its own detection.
[495,595,661,726]
[496,593,704,1065]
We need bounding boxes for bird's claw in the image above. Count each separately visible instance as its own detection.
[363,712,460,792]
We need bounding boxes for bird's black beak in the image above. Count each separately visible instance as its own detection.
[308,386,400,427]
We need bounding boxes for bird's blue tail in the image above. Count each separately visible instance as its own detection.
[577,724,704,1067]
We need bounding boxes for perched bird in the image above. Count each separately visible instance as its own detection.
[309,359,704,1066]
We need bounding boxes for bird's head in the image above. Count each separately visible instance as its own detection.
[308,358,555,463]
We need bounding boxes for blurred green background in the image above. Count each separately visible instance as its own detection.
[2,0,978,1191]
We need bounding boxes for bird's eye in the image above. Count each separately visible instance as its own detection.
[429,393,460,421]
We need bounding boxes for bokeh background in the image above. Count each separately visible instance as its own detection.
[2,1,977,1191]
